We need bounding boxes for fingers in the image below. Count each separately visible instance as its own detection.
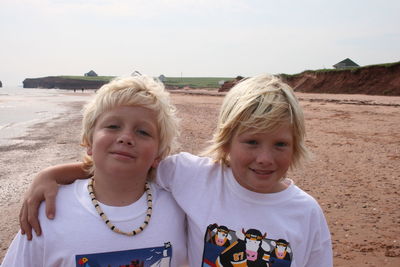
[19,201,33,240]
[26,196,42,237]
[18,174,61,240]
[44,190,58,220]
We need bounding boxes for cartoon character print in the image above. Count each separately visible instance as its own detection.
[77,257,91,267]
[270,239,291,262]
[208,223,232,247]
[76,242,172,267]
[216,228,272,267]
[202,224,292,267]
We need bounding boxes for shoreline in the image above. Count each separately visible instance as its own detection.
[0,99,86,260]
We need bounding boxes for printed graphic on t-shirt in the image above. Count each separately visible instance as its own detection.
[202,224,292,267]
[75,242,172,267]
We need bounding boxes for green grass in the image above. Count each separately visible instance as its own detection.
[164,77,233,88]
[279,61,400,78]
[279,68,359,79]
[54,76,233,88]
[361,61,400,68]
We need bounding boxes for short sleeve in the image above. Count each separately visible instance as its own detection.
[304,208,333,267]
[1,231,44,266]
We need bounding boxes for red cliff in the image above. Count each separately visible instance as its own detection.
[281,62,400,96]
[219,62,400,96]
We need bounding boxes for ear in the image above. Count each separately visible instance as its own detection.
[151,157,161,168]
[222,142,230,153]
[87,146,93,156]
[261,240,271,251]
[236,230,245,241]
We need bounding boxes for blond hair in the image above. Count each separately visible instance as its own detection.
[81,75,179,179]
[203,73,308,169]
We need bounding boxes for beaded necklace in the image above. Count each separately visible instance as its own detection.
[87,177,152,236]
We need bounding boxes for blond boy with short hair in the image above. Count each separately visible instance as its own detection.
[2,76,187,266]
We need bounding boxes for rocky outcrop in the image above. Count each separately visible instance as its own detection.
[281,62,400,96]
[218,76,244,92]
[0,80,2,87]
[23,77,110,89]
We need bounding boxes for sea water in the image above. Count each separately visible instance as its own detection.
[0,86,91,146]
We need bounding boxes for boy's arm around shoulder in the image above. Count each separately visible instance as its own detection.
[19,162,87,240]
[156,153,183,192]
[156,152,204,192]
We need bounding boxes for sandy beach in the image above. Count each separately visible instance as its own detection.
[0,89,399,266]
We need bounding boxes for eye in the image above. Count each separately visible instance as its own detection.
[245,140,258,145]
[275,141,288,147]
[106,124,119,129]
[137,129,151,137]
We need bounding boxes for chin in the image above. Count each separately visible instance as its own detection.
[249,181,281,194]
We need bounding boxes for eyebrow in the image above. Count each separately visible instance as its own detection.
[99,115,156,126]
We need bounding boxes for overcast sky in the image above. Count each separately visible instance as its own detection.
[1,0,399,86]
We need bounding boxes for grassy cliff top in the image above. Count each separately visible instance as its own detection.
[56,76,233,88]
[279,61,400,78]
[59,75,115,81]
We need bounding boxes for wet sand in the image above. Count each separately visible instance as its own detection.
[0,90,399,266]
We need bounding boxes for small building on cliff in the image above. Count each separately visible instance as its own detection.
[333,58,360,69]
[84,70,98,77]
[158,74,166,82]
[131,70,142,76]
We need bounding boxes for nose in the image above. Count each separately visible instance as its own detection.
[117,132,134,146]
[255,148,274,165]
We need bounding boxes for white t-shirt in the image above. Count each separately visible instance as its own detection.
[157,152,333,267]
[2,179,187,267]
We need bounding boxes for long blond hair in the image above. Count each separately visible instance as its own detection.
[202,73,308,169]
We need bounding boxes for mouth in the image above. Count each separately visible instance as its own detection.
[250,168,274,175]
[110,151,136,159]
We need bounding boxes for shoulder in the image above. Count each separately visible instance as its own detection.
[151,182,179,201]
[286,182,324,212]
[38,180,83,220]
[157,152,218,181]
[161,152,214,167]
[149,182,184,214]
[151,182,172,198]
[290,185,331,233]
[287,181,317,202]
[156,152,225,192]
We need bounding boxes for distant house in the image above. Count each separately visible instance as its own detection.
[158,74,166,82]
[333,58,360,69]
[84,70,98,77]
[131,71,142,76]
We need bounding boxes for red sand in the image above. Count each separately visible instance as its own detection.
[0,91,399,266]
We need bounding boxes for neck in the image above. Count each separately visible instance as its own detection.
[91,172,147,206]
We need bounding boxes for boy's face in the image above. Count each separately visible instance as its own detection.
[88,106,160,180]
[227,123,293,193]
